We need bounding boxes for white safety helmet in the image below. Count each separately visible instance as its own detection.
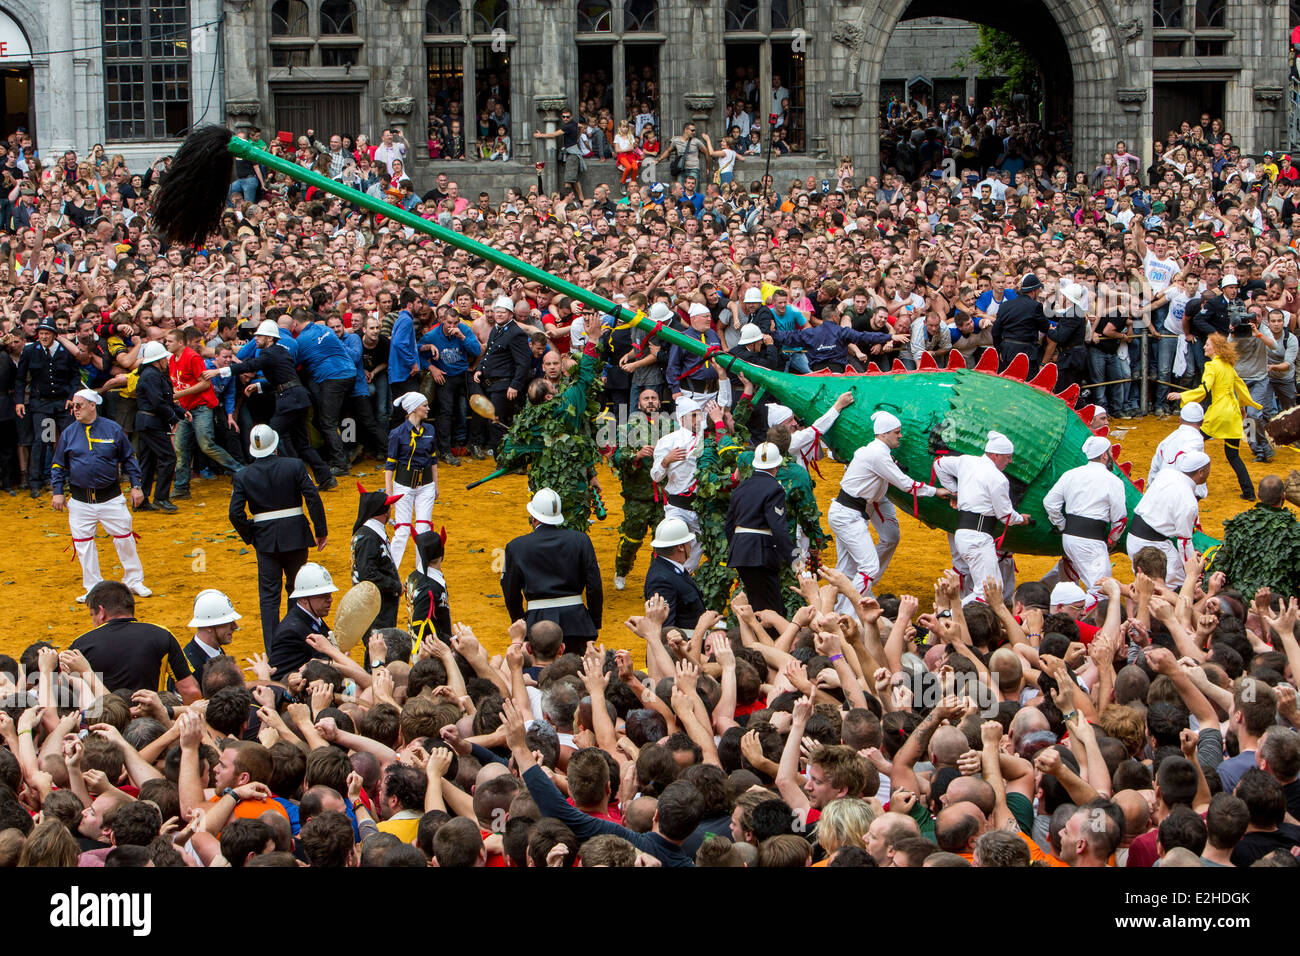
[248,424,280,458]
[526,488,565,526]
[255,319,281,338]
[651,517,696,549]
[290,562,339,598]
[136,341,169,366]
[189,589,242,628]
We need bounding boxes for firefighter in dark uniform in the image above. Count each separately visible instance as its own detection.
[407,528,452,656]
[235,319,337,490]
[171,588,242,692]
[1046,281,1090,392]
[473,297,532,450]
[991,273,1050,377]
[501,488,603,647]
[643,516,706,633]
[133,340,185,513]
[270,561,338,681]
[725,441,797,615]
[351,482,403,630]
[15,318,80,497]
[230,424,329,653]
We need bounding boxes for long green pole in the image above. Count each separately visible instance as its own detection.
[229,137,769,382]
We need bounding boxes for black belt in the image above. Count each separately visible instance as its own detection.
[681,381,717,394]
[68,482,123,504]
[666,492,695,509]
[1129,513,1175,544]
[1063,513,1109,541]
[275,379,304,395]
[956,509,1002,536]
[395,463,434,486]
[835,490,869,516]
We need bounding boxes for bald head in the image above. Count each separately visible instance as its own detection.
[988,648,1023,693]
[1009,707,1049,751]
[935,801,986,854]
[1113,790,1151,846]
[944,776,996,816]
[930,726,970,768]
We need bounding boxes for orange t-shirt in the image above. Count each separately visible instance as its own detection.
[209,794,291,823]
[960,830,1052,865]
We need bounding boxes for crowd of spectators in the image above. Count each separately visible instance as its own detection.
[0,95,1297,866]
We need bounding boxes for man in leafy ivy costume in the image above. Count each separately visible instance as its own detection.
[495,312,606,531]
[1211,474,1300,600]
[692,402,747,612]
[610,388,673,590]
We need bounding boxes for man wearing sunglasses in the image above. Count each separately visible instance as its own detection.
[50,388,149,603]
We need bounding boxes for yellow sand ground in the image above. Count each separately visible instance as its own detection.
[2,419,1292,671]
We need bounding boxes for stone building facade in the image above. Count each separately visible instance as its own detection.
[0,0,1290,190]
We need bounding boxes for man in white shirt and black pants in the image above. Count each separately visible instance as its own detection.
[651,397,709,570]
[726,442,796,616]
[933,431,1029,604]
[1043,435,1128,603]
[829,410,948,611]
[1126,450,1209,587]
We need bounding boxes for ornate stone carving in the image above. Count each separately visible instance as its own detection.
[684,93,716,112]
[225,0,253,12]
[381,65,415,115]
[1115,18,1142,40]
[1115,89,1147,113]
[831,19,865,50]
[1254,86,1285,109]
[226,101,261,117]
[829,90,863,109]
[534,95,568,114]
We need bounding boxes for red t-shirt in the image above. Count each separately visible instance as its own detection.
[170,347,217,410]
[541,311,571,354]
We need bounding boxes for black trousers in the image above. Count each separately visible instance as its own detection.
[212,407,246,465]
[488,388,518,452]
[389,377,420,429]
[1221,438,1254,497]
[998,340,1041,379]
[435,372,469,453]
[344,391,387,457]
[257,548,308,654]
[313,377,354,469]
[27,401,72,489]
[737,565,785,617]
[270,404,330,483]
[0,418,16,488]
[137,426,176,502]
[466,378,489,448]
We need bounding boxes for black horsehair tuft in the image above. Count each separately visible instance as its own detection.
[151,124,236,248]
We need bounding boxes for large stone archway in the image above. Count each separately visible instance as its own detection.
[822,0,1146,175]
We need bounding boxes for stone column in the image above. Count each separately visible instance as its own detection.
[829,5,872,171]
[189,0,224,128]
[534,94,567,193]
[222,0,262,129]
[45,0,75,152]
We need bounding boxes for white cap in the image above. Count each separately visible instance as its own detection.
[737,323,764,346]
[767,404,795,427]
[753,442,783,470]
[493,295,515,312]
[1061,282,1089,310]
[675,396,702,420]
[984,431,1014,455]
[1177,450,1211,473]
[290,562,339,598]
[137,341,169,366]
[648,302,674,323]
[188,589,241,628]
[1180,402,1204,424]
[743,287,763,304]
[73,388,102,406]
[651,516,696,549]
[255,319,281,338]
[526,488,565,525]
[248,424,280,458]
[1050,582,1088,607]
[687,302,711,319]
[872,410,902,435]
[394,391,430,415]
[1220,275,1238,287]
[1082,435,1111,460]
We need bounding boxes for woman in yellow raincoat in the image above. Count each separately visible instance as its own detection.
[1170,333,1262,500]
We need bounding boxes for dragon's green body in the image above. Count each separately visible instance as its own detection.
[212,134,1220,558]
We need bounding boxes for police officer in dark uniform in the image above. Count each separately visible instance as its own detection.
[474,297,532,449]
[134,340,185,513]
[726,442,797,615]
[269,561,337,681]
[173,588,242,691]
[643,516,706,633]
[501,488,603,647]
[15,318,80,497]
[235,320,336,490]
[230,424,329,653]
[991,273,1050,377]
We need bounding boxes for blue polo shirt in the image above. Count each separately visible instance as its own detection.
[295,320,357,383]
